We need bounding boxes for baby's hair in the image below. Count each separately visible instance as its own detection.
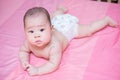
[23,7,51,27]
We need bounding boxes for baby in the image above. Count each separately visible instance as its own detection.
[19,6,117,76]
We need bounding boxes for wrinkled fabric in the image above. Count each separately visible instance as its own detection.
[0,0,120,80]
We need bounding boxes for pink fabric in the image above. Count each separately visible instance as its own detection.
[0,0,120,80]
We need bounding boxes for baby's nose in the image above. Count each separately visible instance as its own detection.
[34,35,40,38]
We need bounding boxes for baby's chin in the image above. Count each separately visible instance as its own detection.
[33,42,48,48]
[35,44,44,47]
[32,43,44,47]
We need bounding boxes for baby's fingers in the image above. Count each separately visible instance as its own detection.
[27,66,33,75]
[24,66,30,71]
[23,64,30,71]
[27,66,38,76]
[27,68,35,76]
[26,64,31,70]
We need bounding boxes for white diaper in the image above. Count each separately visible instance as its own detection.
[51,14,79,41]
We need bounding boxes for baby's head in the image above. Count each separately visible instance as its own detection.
[23,7,53,47]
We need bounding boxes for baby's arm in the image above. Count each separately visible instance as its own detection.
[19,42,30,70]
[76,16,117,38]
[27,44,62,76]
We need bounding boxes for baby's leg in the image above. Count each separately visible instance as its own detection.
[51,6,68,19]
[75,16,117,38]
[88,16,117,32]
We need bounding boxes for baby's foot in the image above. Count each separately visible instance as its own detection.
[106,16,118,27]
[57,5,68,13]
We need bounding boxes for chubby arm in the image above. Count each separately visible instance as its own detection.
[19,42,30,70]
[76,16,117,38]
[39,47,62,75]
[27,44,62,76]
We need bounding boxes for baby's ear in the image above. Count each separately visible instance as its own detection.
[51,25,54,29]
[51,25,55,33]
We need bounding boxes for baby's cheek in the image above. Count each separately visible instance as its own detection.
[27,36,35,42]
[45,36,51,42]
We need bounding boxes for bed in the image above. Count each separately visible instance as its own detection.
[0,0,120,80]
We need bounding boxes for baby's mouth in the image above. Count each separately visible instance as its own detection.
[35,40,42,44]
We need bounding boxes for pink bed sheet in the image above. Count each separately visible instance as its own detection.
[0,0,120,80]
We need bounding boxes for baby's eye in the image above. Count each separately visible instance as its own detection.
[28,30,34,33]
[40,29,45,32]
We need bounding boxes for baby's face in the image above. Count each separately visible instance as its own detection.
[25,14,52,47]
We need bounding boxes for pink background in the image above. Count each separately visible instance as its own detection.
[0,0,120,80]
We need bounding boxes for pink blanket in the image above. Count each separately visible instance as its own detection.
[0,0,120,80]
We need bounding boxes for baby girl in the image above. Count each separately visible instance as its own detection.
[19,6,117,76]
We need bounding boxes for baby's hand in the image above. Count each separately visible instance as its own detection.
[27,65,39,76]
[22,62,29,71]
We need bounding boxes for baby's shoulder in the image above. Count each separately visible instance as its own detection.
[50,36,62,49]
[49,42,62,55]
[51,39,61,47]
